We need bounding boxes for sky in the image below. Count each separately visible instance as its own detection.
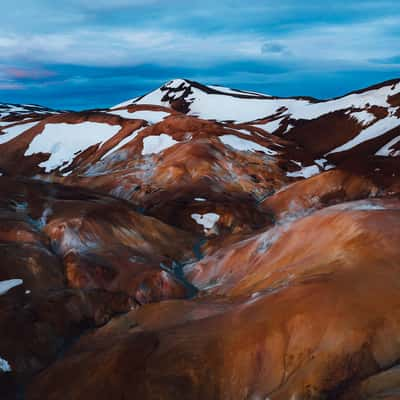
[0,0,400,110]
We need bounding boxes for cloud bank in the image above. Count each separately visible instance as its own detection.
[0,0,399,109]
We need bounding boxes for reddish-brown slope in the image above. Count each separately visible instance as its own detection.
[26,199,400,400]
[0,176,200,395]
[0,177,196,301]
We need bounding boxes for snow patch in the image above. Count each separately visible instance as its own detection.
[165,79,189,89]
[109,110,169,124]
[0,279,23,296]
[142,134,179,155]
[24,122,121,173]
[0,356,11,372]
[191,213,220,232]
[219,135,277,155]
[287,165,320,179]
[348,110,376,126]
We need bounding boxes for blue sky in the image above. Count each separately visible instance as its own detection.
[1,0,399,109]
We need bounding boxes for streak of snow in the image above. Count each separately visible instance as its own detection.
[287,165,320,179]
[109,110,169,124]
[0,122,38,144]
[329,201,386,211]
[327,116,400,154]
[375,136,400,157]
[219,135,277,155]
[253,117,284,133]
[237,129,252,136]
[101,127,146,160]
[0,279,23,295]
[208,85,268,97]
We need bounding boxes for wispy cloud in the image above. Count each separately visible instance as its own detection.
[0,0,399,108]
[0,14,399,69]
[0,30,265,67]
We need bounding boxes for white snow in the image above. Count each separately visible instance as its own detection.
[253,117,284,133]
[109,110,169,124]
[124,88,165,108]
[0,104,57,119]
[287,165,320,179]
[141,133,179,155]
[219,134,277,155]
[0,279,23,296]
[329,201,386,211]
[165,79,189,89]
[123,80,400,124]
[237,129,252,136]
[111,97,139,109]
[24,122,121,173]
[101,126,146,160]
[327,116,400,154]
[349,110,376,126]
[208,85,268,97]
[283,124,294,134]
[314,158,326,168]
[191,213,220,232]
[0,122,38,145]
[375,136,400,157]
[350,204,386,210]
[0,357,11,372]
[314,158,336,170]
[169,90,185,99]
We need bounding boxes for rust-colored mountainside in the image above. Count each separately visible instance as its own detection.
[0,78,399,399]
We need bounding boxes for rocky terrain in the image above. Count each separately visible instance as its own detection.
[0,78,399,399]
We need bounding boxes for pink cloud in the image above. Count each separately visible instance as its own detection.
[6,67,56,80]
[0,82,24,90]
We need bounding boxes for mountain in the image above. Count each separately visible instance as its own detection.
[0,78,399,400]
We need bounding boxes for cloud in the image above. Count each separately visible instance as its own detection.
[0,83,23,90]
[5,67,56,80]
[0,30,265,67]
[261,42,289,55]
[370,55,400,65]
[0,1,399,109]
[0,14,399,72]
[71,0,168,9]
